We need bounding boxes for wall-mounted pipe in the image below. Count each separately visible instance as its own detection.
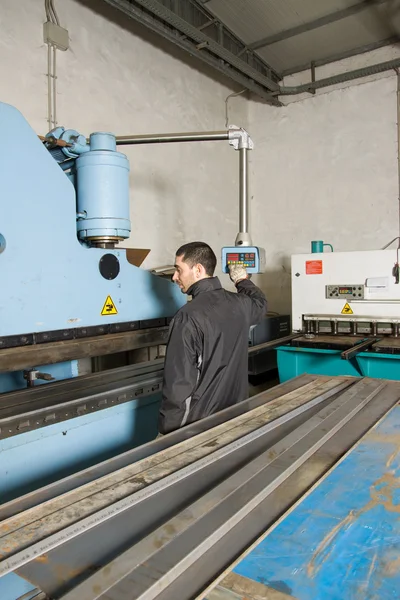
[278,57,400,96]
[115,128,254,246]
[239,148,248,233]
[236,147,250,245]
[397,69,400,243]
[115,131,229,145]
[47,43,53,130]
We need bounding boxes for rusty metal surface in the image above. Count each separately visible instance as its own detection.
[374,336,400,350]
[293,335,364,346]
[4,377,400,600]
[207,572,297,599]
[0,374,322,520]
[0,377,349,566]
[216,403,400,599]
[0,327,169,372]
[247,334,302,355]
[51,378,395,600]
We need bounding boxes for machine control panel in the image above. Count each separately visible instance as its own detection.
[222,246,266,274]
[227,251,256,268]
[325,284,364,300]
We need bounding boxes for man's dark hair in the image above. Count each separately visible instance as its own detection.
[176,242,217,277]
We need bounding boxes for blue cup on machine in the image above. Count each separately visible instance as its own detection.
[311,240,333,253]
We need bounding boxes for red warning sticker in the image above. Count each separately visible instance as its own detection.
[305,260,323,275]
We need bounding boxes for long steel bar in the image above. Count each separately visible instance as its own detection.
[5,390,356,597]
[150,381,400,600]
[57,381,393,600]
[341,338,379,360]
[31,379,391,599]
[0,374,321,520]
[248,334,302,355]
[0,378,349,577]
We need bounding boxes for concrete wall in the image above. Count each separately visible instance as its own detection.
[0,0,247,275]
[1,1,399,316]
[249,47,400,314]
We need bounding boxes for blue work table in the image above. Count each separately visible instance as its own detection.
[208,405,400,600]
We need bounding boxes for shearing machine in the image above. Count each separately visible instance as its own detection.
[2,101,400,600]
[276,244,400,381]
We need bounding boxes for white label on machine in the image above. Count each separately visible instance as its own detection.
[366,277,389,288]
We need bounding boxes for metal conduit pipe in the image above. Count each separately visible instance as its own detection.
[278,57,400,95]
[238,147,249,240]
[115,131,229,145]
[114,128,254,246]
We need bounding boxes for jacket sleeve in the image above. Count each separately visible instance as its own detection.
[236,279,268,325]
[158,313,200,434]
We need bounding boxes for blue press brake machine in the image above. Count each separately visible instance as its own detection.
[0,100,186,504]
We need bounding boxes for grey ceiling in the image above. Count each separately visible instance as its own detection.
[103,0,400,102]
[202,0,400,74]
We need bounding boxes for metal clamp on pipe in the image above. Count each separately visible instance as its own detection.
[228,126,254,151]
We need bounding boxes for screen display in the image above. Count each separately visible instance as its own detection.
[227,252,256,267]
[338,286,353,295]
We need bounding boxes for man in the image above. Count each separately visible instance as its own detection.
[158,241,267,435]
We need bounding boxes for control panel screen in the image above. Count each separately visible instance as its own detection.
[338,287,352,295]
[226,252,256,268]
[326,284,364,299]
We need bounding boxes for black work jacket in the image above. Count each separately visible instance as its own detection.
[159,277,267,434]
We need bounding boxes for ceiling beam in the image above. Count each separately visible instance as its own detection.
[282,36,399,76]
[129,0,280,91]
[249,0,389,51]
[102,0,282,103]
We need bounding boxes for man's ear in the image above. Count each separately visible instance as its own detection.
[195,263,206,278]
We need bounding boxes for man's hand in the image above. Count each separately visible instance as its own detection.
[229,263,249,285]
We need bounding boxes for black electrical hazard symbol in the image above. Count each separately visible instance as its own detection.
[341,303,353,315]
[101,295,118,316]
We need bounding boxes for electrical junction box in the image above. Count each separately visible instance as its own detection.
[222,246,266,274]
[43,22,69,51]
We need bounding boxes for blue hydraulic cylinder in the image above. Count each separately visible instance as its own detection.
[75,132,131,244]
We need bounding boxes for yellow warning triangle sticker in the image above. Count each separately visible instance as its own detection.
[341,302,353,315]
[101,295,118,316]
